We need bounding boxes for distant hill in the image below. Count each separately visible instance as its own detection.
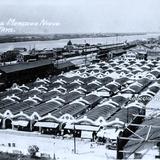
[0,33,147,43]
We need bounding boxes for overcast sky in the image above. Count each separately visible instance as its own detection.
[0,0,160,34]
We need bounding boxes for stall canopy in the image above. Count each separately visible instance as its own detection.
[81,131,93,139]
[34,122,59,128]
[12,120,29,127]
[64,124,99,131]
[97,128,123,140]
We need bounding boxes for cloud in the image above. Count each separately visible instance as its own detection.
[0,0,160,34]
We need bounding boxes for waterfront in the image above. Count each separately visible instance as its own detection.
[0,33,159,52]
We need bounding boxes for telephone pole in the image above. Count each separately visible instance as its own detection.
[73,123,76,154]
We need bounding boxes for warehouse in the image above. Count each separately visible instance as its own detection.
[0,60,77,90]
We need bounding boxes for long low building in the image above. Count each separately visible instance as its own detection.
[0,60,77,90]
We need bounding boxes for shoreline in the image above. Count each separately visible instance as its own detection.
[0,32,148,44]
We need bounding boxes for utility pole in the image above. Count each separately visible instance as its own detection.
[85,54,87,66]
[116,34,118,44]
[53,153,56,160]
[53,141,56,160]
[127,107,128,124]
[73,123,76,154]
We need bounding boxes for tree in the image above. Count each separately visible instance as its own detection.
[28,145,39,158]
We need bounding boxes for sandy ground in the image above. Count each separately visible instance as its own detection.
[0,130,116,160]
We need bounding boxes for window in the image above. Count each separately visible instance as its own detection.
[12,143,16,147]
[8,143,11,147]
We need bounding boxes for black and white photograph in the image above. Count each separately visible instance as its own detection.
[0,0,160,159]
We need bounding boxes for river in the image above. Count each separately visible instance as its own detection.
[0,33,159,52]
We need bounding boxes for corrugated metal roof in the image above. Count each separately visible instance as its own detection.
[0,59,53,74]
